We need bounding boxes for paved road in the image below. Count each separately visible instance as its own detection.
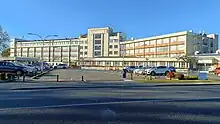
[1,82,220,123]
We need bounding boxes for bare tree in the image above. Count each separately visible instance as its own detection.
[176,54,197,76]
[0,25,10,53]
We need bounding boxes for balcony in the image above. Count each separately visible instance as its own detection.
[170,50,185,54]
[170,41,185,46]
[156,43,169,47]
[156,51,169,55]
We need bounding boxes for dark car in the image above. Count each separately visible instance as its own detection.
[168,66,176,72]
[0,61,27,76]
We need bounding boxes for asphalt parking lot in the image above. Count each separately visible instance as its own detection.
[37,69,123,82]
[1,83,220,123]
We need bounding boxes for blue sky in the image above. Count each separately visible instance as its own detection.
[1,0,220,41]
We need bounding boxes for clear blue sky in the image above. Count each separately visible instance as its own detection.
[1,0,220,41]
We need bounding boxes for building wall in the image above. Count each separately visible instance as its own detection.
[121,31,188,58]
[10,38,80,65]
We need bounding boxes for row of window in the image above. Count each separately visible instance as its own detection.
[17,40,88,47]
[109,45,118,49]
[80,52,88,55]
[124,45,184,53]
[109,39,119,43]
[109,51,118,55]
[125,36,186,48]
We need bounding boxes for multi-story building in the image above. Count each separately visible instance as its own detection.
[10,38,81,65]
[10,27,124,66]
[9,27,218,70]
[82,30,218,70]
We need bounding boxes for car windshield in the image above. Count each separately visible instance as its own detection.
[13,62,24,66]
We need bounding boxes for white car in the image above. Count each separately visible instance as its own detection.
[124,65,143,73]
[54,64,68,69]
[145,66,170,76]
[134,66,148,75]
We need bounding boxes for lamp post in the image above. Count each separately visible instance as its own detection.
[28,33,58,61]
[28,33,58,72]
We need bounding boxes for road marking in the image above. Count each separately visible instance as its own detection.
[1,97,220,111]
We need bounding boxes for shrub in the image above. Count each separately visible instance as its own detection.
[176,73,185,80]
[186,76,198,80]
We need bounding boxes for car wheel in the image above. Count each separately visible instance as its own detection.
[16,70,22,76]
[165,71,169,76]
[54,66,57,69]
[150,71,156,76]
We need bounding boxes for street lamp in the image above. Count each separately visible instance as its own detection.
[28,33,58,61]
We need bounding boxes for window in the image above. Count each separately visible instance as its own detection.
[157,39,162,44]
[114,39,118,42]
[84,52,87,55]
[94,34,102,39]
[157,46,168,52]
[177,45,184,50]
[114,51,118,54]
[210,42,213,47]
[150,48,155,52]
[110,39,114,43]
[129,43,134,47]
[150,40,156,45]
[84,46,88,49]
[140,42,144,46]
[178,36,186,41]
[109,45,113,48]
[80,46,83,49]
[163,38,169,43]
[84,40,88,44]
[95,40,101,44]
[114,45,118,48]
[145,41,150,45]
[170,46,176,51]
[80,52,83,55]
[109,51,113,54]
[140,49,144,53]
[95,46,101,50]
[171,37,177,42]
[94,51,101,56]
[135,42,140,46]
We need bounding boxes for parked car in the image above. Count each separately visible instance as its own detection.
[134,66,148,75]
[14,62,37,76]
[54,64,68,69]
[168,66,176,72]
[145,66,170,76]
[124,66,137,73]
[29,64,41,71]
[214,68,220,75]
[0,61,27,76]
[25,64,38,76]
[124,65,143,73]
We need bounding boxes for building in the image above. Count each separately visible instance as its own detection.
[10,27,125,66]
[81,30,218,70]
[9,27,218,70]
[10,38,81,66]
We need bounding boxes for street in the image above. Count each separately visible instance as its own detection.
[0,82,220,123]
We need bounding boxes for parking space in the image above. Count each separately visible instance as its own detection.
[38,69,123,82]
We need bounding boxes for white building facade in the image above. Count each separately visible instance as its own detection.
[10,27,219,70]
